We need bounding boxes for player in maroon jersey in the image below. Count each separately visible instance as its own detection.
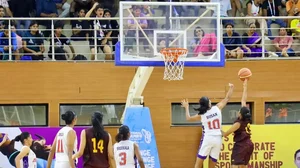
[222,79,254,168]
[72,112,116,168]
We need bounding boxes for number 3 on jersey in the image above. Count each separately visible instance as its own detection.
[119,152,127,165]
[208,119,220,130]
[92,138,104,153]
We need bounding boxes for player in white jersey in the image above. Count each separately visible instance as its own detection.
[113,125,145,168]
[181,83,234,168]
[14,132,37,168]
[47,111,78,168]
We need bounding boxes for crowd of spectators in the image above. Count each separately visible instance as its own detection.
[0,0,299,60]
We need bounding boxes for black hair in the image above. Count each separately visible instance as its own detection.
[0,5,3,9]
[115,125,130,142]
[61,110,76,125]
[15,132,31,144]
[194,26,205,42]
[54,21,64,29]
[240,106,251,121]
[91,112,107,141]
[34,134,45,140]
[225,22,234,28]
[104,9,111,15]
[95,4,104,11]
[194,96,210,115]
[295,149,300,160]
[29,21,39,29]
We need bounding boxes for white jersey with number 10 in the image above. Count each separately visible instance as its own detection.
[201,106,222,136]
[114,140,135,168]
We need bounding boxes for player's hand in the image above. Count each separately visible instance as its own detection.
[3,134,8,141]
[181,99,189,108]
[93,2,99,8]
[72,154,76,160]
[228,83,234,89]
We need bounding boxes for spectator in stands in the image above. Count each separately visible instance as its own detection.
[49,21,75,60]
[95,0,117,17]
[273,27,295,56]
[9,0,35,36]
[0,5,5,30]
[262,0,286,38]
[141,1,157,34]
[211,0,233,31]
[223,23,244,59]
[286,0,300,29]
[290,17,300,38]
[126,5,150,54]
[191,26,204,52]
[231,0,244,17]
[36,0,58,38]
[11,22,22,59]
[0,0,12,17]
[22,21,45,60]
[0,22,18,60]
[53,0,70,17]
[278,107,288,122]
[265,107,273,122]
[70,0,93,17]
[86,3,113,60]
[71,8,90,41]
[242,23,266,57]
[104,9,119,52]
[193,26,217,57]
[245,0,268,37]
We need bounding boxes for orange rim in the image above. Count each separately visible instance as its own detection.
[160,48,188,63]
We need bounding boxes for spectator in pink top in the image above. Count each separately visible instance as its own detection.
[273,27,295,57]
[192,27,217,57]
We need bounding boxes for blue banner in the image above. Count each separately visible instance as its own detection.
[123,107,161,168]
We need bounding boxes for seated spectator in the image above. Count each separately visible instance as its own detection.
[11,22,22,59]
[262,0,286,38]
[95,0,117,17]
[0,6,5,30]
[104,9,119,52]
[36,0,58,38]
[86,3,113,60]
[22,21,45,60]
[231,0,244,17]
[70,0,93,17]
[242,23,267,57]
[290,18,300,38]
[190,26,204,52]
[141,1,157,33]
[286,0,300,29]
[9,0,35,36]
[273,27,295,57]
[53,0,70,17]
[49,21,75,60]
[211,0,233,33]
[71,8,90,41]
[125,5,149,54]
[0,0,12,17]
[245,0,268,36]
[0,22,18,60]
[193,27,217,57]
[223,23,244,59]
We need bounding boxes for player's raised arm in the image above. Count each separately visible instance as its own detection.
[181,99,201,121]
[222,122,241,137]
[134,143,145,168]
[47,135,57,168]
[72,130,86,160]
[67,130,77,168]
[217,83,234,110]
[107,133,116,168]
[241,79,248,107]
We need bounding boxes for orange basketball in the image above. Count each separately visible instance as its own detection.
[238,68,252,81]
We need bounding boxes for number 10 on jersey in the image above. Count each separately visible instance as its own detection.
[208,119,220,130]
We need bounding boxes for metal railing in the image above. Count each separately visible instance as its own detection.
[0,16,299,61]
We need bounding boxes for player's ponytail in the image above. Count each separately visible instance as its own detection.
[194,96,210,115]
[91,112,107,141]
[14,132,30,144]
[240,107,251,121]
[115,125,130,142]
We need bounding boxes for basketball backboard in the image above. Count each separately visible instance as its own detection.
[115,1,224,67]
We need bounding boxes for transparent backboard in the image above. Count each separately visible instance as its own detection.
[115,1,225,67]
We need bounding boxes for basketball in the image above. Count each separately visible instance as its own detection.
[238,68,252,81]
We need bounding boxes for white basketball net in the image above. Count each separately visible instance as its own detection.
[160,48,188,81]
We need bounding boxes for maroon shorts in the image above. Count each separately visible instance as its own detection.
[231,140,254,165]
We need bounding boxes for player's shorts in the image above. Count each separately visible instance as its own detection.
[231,140,254,165]
[54,161,72,168]
[8,150,20,167]
[197,135,222,162]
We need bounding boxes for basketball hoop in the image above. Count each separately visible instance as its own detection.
[160,48,188,81]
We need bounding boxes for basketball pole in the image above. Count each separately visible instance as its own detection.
[126,9,155,50]
[169,9,211,47]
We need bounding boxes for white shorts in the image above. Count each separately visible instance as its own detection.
[197,135,222,161]
[54,161,71,168]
